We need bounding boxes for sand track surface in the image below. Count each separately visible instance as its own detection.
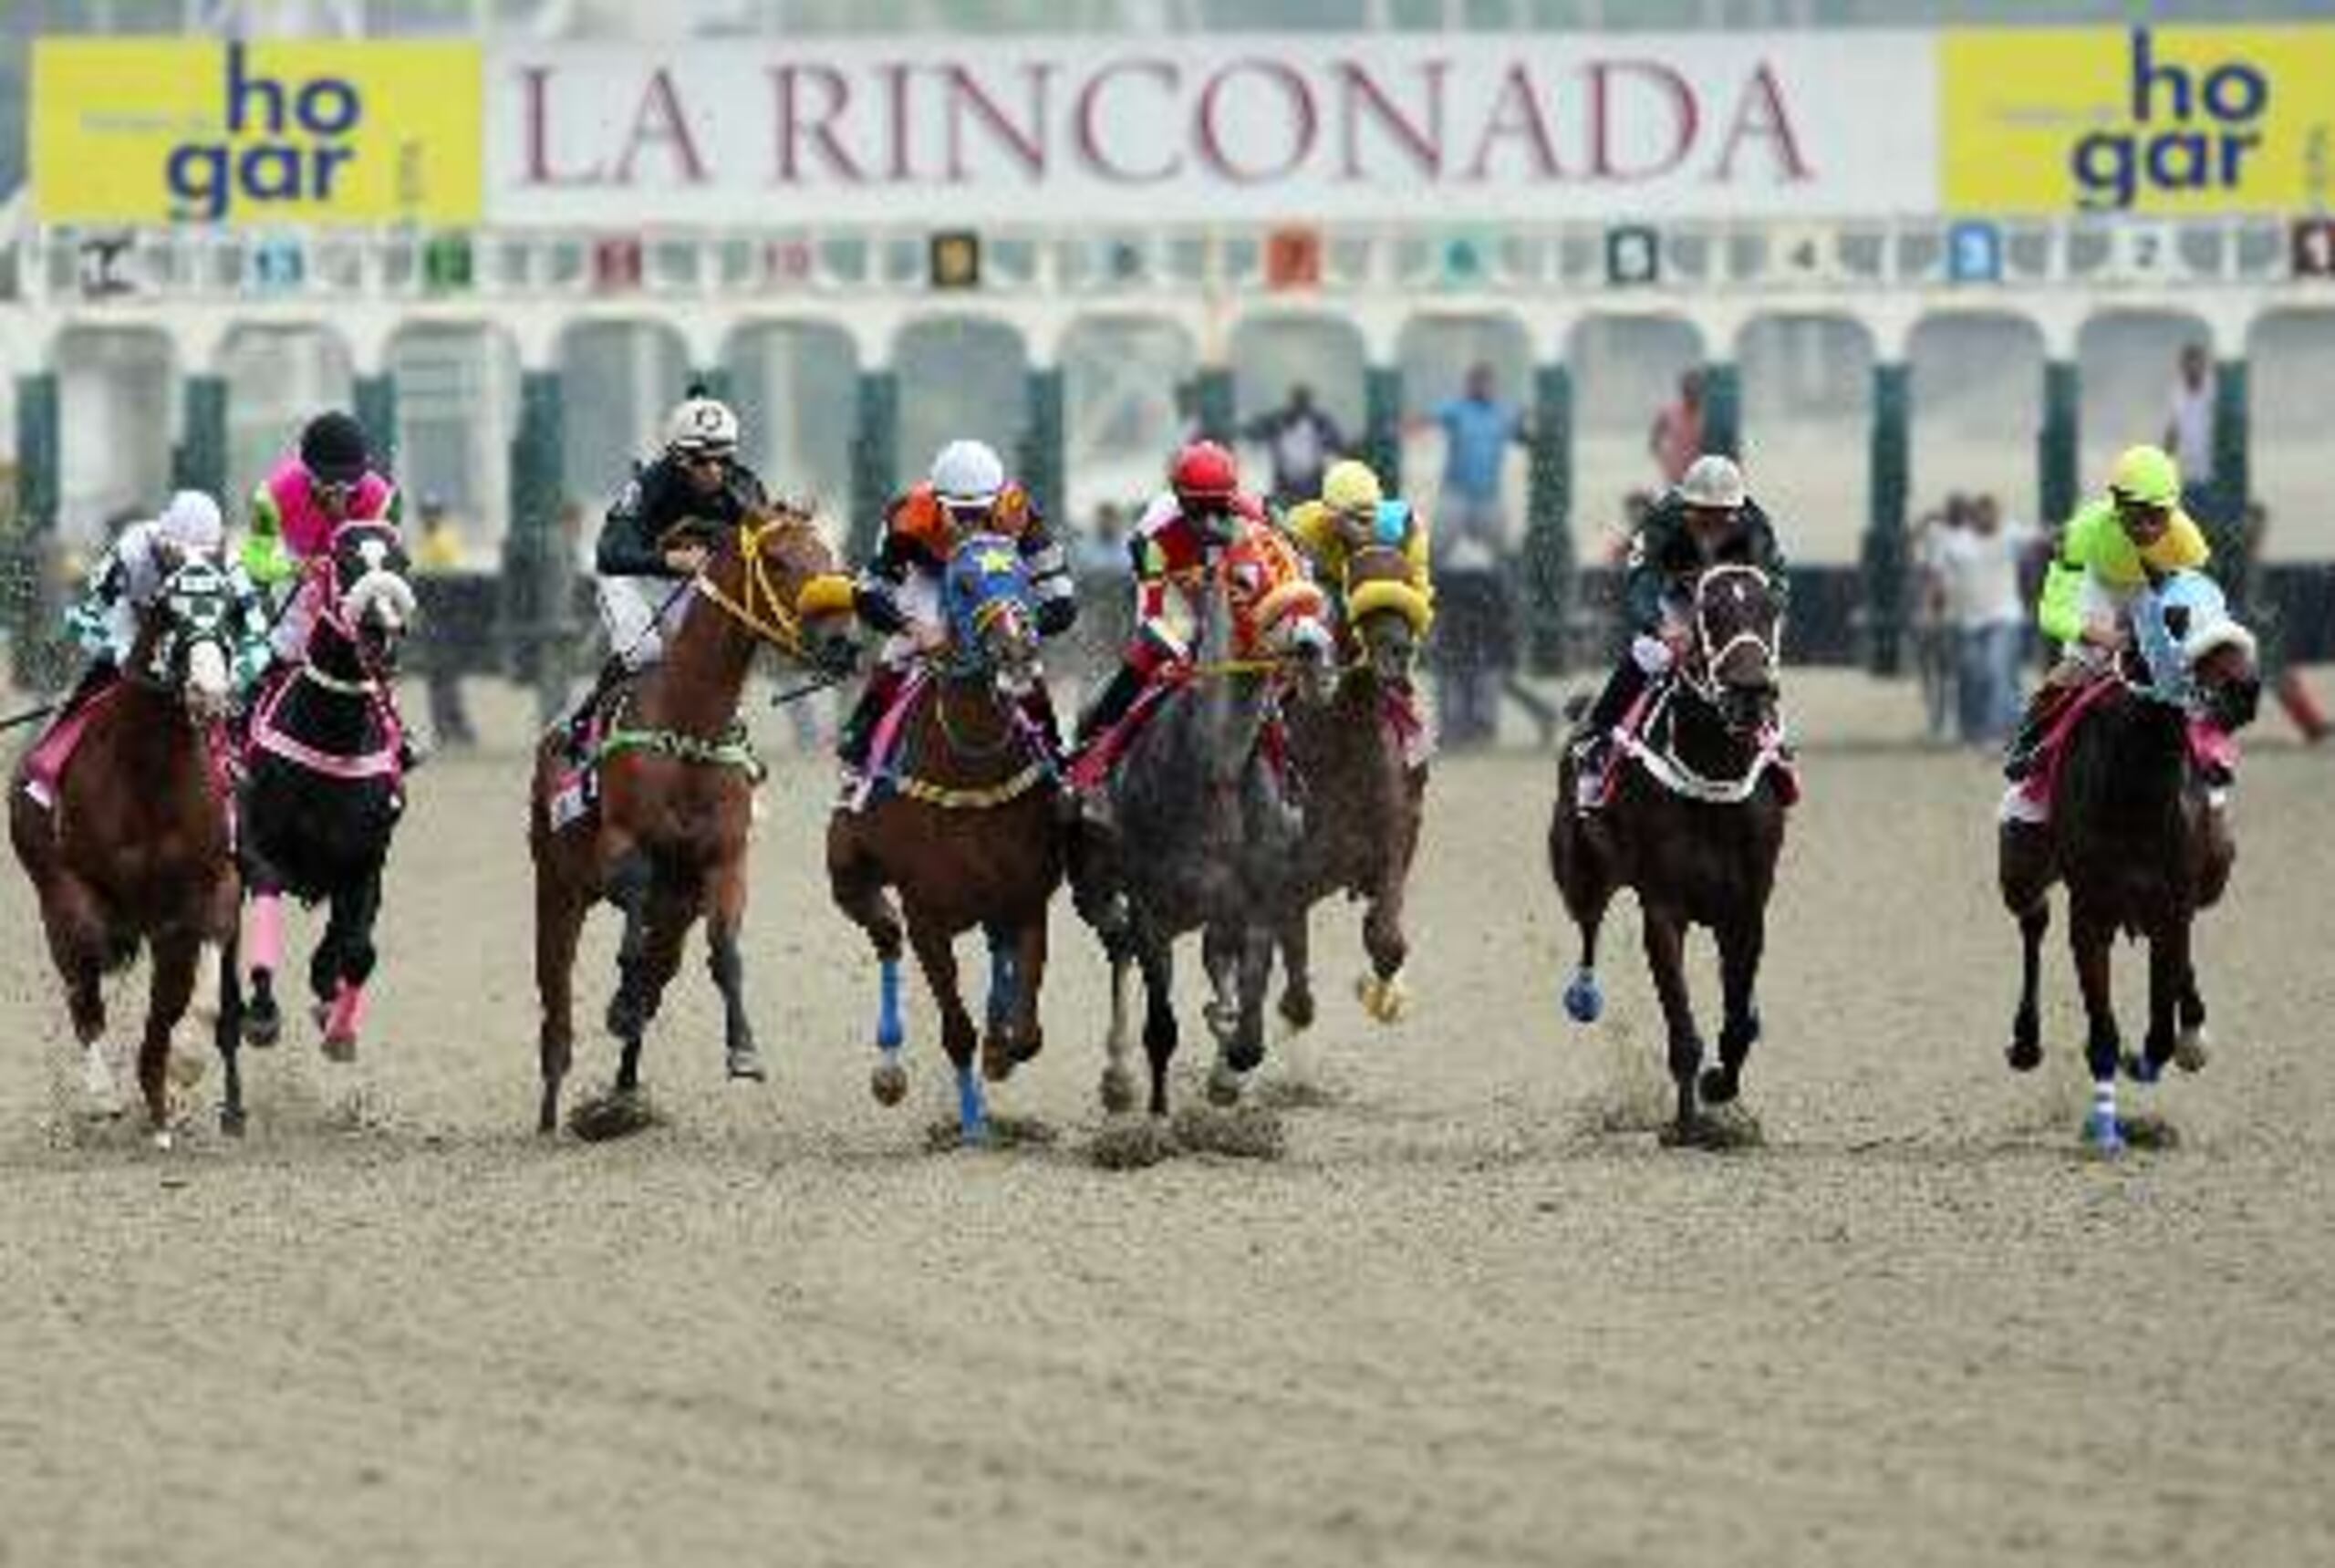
[5,722,2333,1568]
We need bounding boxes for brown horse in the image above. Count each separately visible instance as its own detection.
[1278,545,1430,1031]
[529,504,858,1136]
[10,559,244,1145]
[1998,577,2259,1153]
[1548,565,1789,1146]
[826,533,1063,1145]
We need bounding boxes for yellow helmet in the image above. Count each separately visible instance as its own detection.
[1321,459,1383,517]
[2110,444,2181,509]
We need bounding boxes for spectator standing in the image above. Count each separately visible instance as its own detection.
[2231,501,2329,744]
[1240,383,1346,510]
[1415,362,1537,749]
[1648,369,1706,488]
[411,494,477,749]
[2164,342,2218,525]
[1935,493,2039,746]
[1908,499,1963,742]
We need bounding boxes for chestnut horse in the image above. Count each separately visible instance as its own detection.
[1548,565,1790,1146]
[529,504,858,1135]
[10,558,244,1145]
[236,518,418,1100]
[1278,544,1430,1031]
[826,533,1063,1145]
[1999,573,2259,1153]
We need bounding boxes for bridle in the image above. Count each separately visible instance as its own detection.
[690,514,857,662]
[1680,564,1782,711]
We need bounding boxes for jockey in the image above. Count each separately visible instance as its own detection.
[1571,453,1790,802]
[561,388,772,756]
[2004,442,2212,781]
[838,438,1076,782]
[1284,457,1434,634]
[59,491,271,711]
[1073,439,1273,747]
[244,411,401,667]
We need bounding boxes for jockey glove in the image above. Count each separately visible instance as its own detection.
[1630,633,1676,676]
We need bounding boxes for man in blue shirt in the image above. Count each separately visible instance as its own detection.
[1415,362,1533,748]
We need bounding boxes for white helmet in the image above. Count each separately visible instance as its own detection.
[665,395,740,457]
[930,439,1005,510]
[1679,453,1747,511]
[155,490,224,556]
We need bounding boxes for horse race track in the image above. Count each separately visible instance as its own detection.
[5,681,2333,1568]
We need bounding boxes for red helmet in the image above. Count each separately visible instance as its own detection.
[1170,441,1239,503]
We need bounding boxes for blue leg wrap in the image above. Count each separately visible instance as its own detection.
[987,940,1017,1033]
[1562,969,1604,1024]
[877,958,905,1052]
[956,1062,990,1144]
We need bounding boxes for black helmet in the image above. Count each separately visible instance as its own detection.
[299,411,369,484]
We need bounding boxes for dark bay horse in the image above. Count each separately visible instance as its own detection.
[1548,564,1790,1146]
[529,504,858,1135]
[1084,535,1336,1117]
[236,519,418,1115]
[1999,577,2259,1152]
[826,533,1062,1145]
[1279,544,1430,1030]
[10,559,244,1145]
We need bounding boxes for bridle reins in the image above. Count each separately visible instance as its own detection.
[689,514,856,662]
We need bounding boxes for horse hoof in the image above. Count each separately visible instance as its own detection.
[220,1104,246,1138]
[1099,1064,1137,1116]
[981,1034,1016,1084]
[1202,1002,1239,1047]
[2122,1051,2164,1086]
[871,1060,908,1107]
[320,1032,358,1064]
[2006,1037,2043,1073]
[1206,1065,1244,1107]
[603,997,642,1041]
[1697,1065,1739,1105]
[569,1088,657,1143]
[151,1128,175,1153]
[81,1047,119,1105]
[726,1048,766,1083]
[1562,970,1604,1025]
[2082,1107,2126,1155]
[244,1002,281,1049]
[1278,991,1316,1033]
[1355,973,1409,1024]
[2174,1026,2211,1074]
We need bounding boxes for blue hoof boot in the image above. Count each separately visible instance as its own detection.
[1562,970,1603,1025]
[2083,1106,2125,1153]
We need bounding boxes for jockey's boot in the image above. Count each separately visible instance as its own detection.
[2001,697,2051,783]
[1569,657,1645,811]
[1074,662,1146,750]
[564,656,624,764]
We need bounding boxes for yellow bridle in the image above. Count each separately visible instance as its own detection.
[690,516,856,660]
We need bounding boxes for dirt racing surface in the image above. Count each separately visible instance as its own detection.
[4,679,2332,1568]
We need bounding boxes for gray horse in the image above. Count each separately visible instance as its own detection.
[1079,562,1335,1117]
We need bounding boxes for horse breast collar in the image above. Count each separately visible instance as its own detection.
[1618,681,1790,806]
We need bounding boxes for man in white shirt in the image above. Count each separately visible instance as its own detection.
[2164,342,2216,514]
[1935,493,2040,746]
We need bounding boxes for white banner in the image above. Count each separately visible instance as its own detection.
[489,35,1936,226]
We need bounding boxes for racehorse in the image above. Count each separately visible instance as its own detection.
[235,519,418,1111]
[1082,533,1335,1118]
[1548,564,1790,1147]
[9,558,244,1145]
[1278,544,1431,1031]
[826,533,1062,1145]
[529,504,858,1136]
[1998,572,2259,1152]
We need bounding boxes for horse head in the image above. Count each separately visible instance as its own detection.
[2139,570,2260,738]
[941,530,1042,700]
[139,557,239,723]
[1342,545,1429,688]
[718,503,862,678]
[1221,528,1334,708]
[1686,564,1784,735]
[325,518,417,676]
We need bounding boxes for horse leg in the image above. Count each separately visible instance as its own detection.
[827,817,908,1105]
[1706,913,1765,1106]
[602,849,654,1064]
[613,880,694,1096]
[1230,919,1275,1085]
[1358,877,1412,1024]
[242,885,285,1048]
[534,862,588,1135]
[908,911,986,1146]
[1999,820,2055,1072]
[1559,860,1614,1027]
[1137,926,1178,1119]
[1099,928,1140,1116]
[703,855,763,1083]
[2175,968,2211,1073]
[1009,915,1047,1068]
[2070,901,2124,1152]
[214,925,247,1136]
[1276,907,1316,1033]
[139,930,202,1147]
[979,921,1021,1085]
[35,877,114,1106]
[1641,905,1707,1142]
[312,867,384,1063]
[2130,917,2192,1084]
